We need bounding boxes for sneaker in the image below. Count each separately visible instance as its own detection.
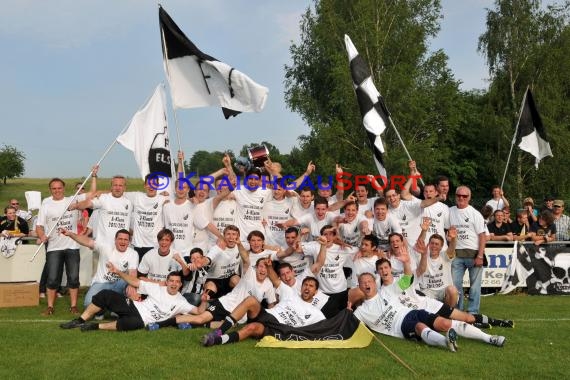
[94,314,105,321]
[42,306,54,316]
[60,318,84,329]
[446,328,458,352]
[473,322,491,329]
[201,329,222,347]
[178,322,192,330]
[498,320,514,328]
[146,323,160,331]
[39,293,46,299]
[490,335,506,347]
[80,323,99,332]
[56,292,64,298]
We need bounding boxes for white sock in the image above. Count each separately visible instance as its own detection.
[420,327,447,348]
[451,320,492,343]
[221,334,230,344]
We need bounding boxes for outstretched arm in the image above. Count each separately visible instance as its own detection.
[107,262,140,288]
[59,228,95,250]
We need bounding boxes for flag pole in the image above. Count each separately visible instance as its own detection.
[30,121,132,262]
[499,86,529,193]
[386,115,425,186]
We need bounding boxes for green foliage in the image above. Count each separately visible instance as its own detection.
[0,144,25,184]
[187,150,232,176]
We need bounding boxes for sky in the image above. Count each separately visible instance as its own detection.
[1,0,501,179]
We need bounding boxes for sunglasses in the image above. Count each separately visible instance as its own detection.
[554,205,562,208]
[455,194,469,198]
[11,203,19,205]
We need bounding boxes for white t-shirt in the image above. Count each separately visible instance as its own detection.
[372,214,402,249]
[263,197,294,248]
[351,256,379,288]
[91,240,138,285]
[449,205,486,250]
[279,252,311,277]
[353,293,409,338]
[338,214,368,247]
[289,267,330,310]
[381,278,442,314]
[267,283,325,327]
[124,192,168,248]
[134,281,195,325]
[163,200,195,253]
[206,244,240,279]
[138,249,182,282]
[192,199,214,252]
[210,199,237,244]
[390,197,423,244]
[37,195,86,251]
[218,267,276,312]
[421,202,450,247]
[290,198,313,219]
[245,249,278,273]
[302,242,357,294]
[357,197,377,217]
[91,194,132,245]
[416,251,453,294]
[485,198,506,213]
[297,212,336,242]
[234,188,273,238]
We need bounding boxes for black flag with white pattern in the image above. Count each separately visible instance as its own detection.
[516,88,552,168]
[344,35,389,180]
[159,6,268,119]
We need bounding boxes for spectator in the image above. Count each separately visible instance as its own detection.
[487,210,513,241]
[485,186,510,213]
[0,206,29,238]
[510,210,531,241]
[552,200,570,241]
[521,197,539,224]
[9,198,32,221]
[541,195,555,213]
[529,210,556,245]
[502,205,513,224]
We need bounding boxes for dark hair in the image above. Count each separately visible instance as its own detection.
[313,196,329,208]
[166,271,183,290]
[301,276,319,290]
[539,210,555,225]
[189,247,204,256]
[373,198,388,208]
[480,205,493,219]
[49,178,65,188]
[320,224,335,235]
[223,225,240,235]
[284,227,299,236]
[114,229,131,239]
[277,262,294,273]
[247,230,265,242]
[436,175,449,185]
[245,168,262,178]
[344,200,359,210]
[362,234,379,249]
[375,258,391,270]
[429,233,444,245]
[157,228,175,242]
[388,232,404,243]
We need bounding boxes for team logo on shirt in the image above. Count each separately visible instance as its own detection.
[334,255,340,261]
[353,226,358,233]
[170,305,176,311]
[437,212,442,217]
[438,264,443,270]
[125,205,129,210]
[402,215,407,221]
[153,203,159,209]
[230,210,235,215]
[465,217,469,222]
[183,214,189,220]
[285,208,290,214]
[383,299,388,306]
[305,314,311,319]
[260,198,264,204]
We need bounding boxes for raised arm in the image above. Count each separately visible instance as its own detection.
[446,226,457,259]
[237,240,250,273]
[264,257,281,288]
[310,236,328,275]
[289,160,316,190]
[107,262,140,288]
[59,228,95,249]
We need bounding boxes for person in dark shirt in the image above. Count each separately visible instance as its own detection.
[0,206,29,238]
[487,209,513,241]
[510,210,531,241]
[529,210,556,244]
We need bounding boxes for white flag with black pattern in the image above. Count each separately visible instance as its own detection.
[344,34,389,179]
[159,6,268,119]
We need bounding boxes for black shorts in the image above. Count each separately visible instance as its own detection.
[436,304,454,319]
[91,289,145,331]
[206,277,235,297]
[400,309,438,340]
[323,289,348,314]
[254,309,283,337]
[205,298,231,321]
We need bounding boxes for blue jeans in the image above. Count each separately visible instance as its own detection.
[84,279,128,307]
[46,249,80,289]
[451,257,482,314]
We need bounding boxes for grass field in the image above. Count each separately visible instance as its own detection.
[0,292,569,379]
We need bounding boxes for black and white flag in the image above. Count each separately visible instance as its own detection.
[159,6,268,119]
[344,34,388,179]
[516,88,552,168]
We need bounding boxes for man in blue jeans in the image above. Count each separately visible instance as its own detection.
[59,228,139,309]
[448,186,486,314]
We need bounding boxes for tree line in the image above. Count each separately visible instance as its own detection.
[187,0,570,207]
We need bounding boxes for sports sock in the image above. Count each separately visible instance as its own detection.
[472,314,489,324]
[220,315,237,333]
[420,328,447,348]
[78,317,85,323]
[220,331,240,345]
[451,320,492,343]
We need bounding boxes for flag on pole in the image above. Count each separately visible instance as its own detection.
[344,34,389,179]
[516,88,552,168]
[159,6,268,119]
[117,84,174,187]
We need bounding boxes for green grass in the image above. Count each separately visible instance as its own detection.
[0,178,145,210]
[0,293,569,379]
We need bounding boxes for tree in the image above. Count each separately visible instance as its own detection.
[284,0,465,185]
[186,150,232,177]
[0,145,25,184]
[478,0,570,201]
